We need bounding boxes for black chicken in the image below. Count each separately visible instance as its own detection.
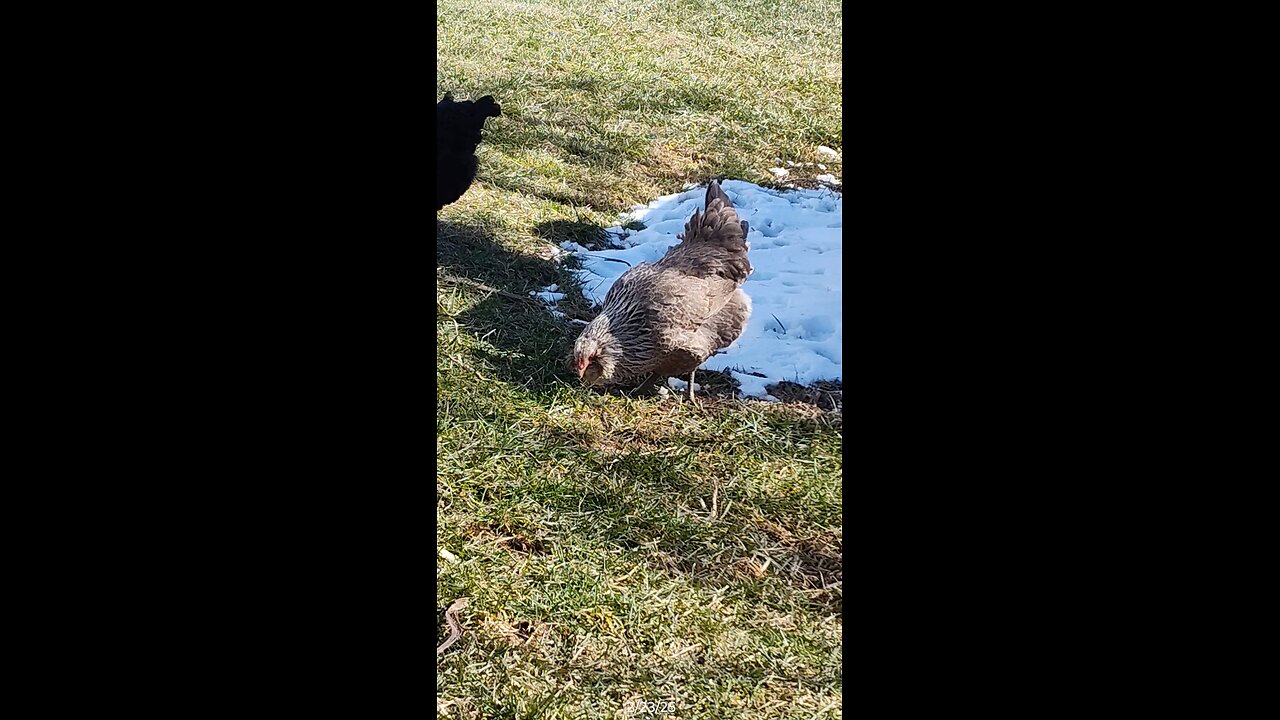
[436,93,501,212]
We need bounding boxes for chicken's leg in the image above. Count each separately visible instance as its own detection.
[687,369,696,402]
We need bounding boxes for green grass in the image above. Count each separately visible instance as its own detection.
[437,0,842,717]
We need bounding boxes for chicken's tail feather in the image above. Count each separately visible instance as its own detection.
[705,179,734,210]
[662,180,752,283]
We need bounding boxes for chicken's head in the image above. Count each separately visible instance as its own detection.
[572,339,604,385]
[571,322,617,386]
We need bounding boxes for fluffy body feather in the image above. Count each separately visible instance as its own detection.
[436,93,501,212]
[573,181,752,398]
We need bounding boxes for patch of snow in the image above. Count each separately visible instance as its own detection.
[816,174,840,186]
[818,163,827,170]
[769,167,790,178]
[816,145,840,159]
[532,290,568,303]
[667,377,703,392]
[553,180,842,399]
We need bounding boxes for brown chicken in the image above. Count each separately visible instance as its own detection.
[572,180,752,401]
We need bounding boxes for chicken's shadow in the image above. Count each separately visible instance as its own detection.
[438,220,580,393]
[532,219,612,251]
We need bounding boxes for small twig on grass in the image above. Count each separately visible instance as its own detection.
[802,579,843,594]
[437,269,539,304]
[588,257,632,267]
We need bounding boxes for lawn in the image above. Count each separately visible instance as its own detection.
[437,0,842,717]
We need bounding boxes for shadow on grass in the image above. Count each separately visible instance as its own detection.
[438,220,560,295]
[483,173,621,213]
[438,220,580,393]
[532,219,610,250]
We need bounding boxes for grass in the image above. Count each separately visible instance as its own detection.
[437,0,842,717]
